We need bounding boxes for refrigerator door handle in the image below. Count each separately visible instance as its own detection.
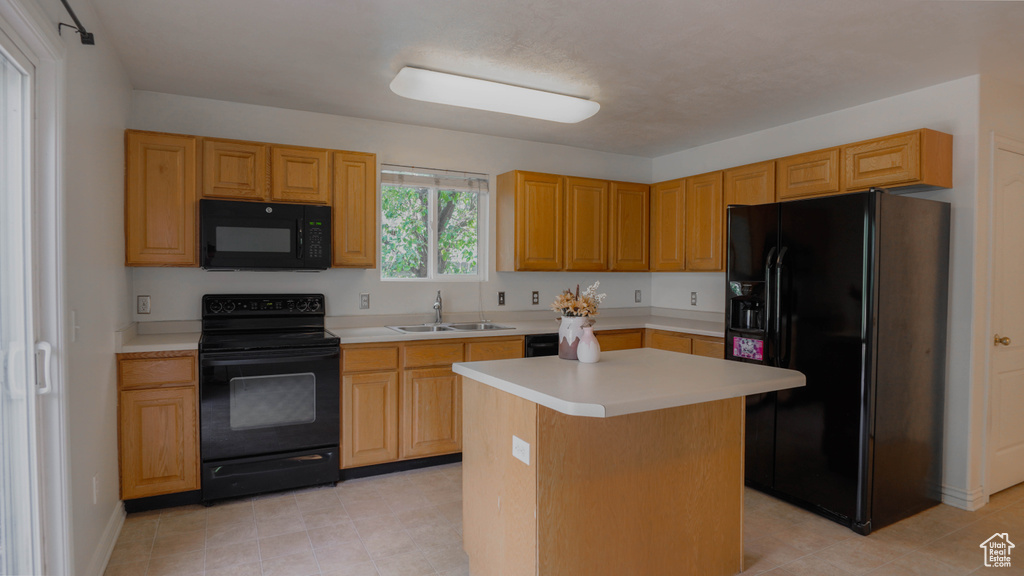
[775,246,789,365]
[764,247,777,365]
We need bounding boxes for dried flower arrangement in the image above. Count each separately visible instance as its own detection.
[550,281,607,317]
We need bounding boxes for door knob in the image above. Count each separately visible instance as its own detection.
[995,334,1012,346]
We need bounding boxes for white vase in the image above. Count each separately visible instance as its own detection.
[558,316,591,360]
[576,325,601,363]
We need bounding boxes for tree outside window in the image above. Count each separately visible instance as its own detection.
[380,166,486,280]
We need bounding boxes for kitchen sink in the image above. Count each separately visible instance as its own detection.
[387,322,514,334]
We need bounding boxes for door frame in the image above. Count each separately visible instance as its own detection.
[983,133,1024,500]
[0,1,70,574]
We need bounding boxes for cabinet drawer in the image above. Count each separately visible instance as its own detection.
[466,338,524,361]
[777,148,841,200]
[646,330,693,354]
[118,351,197,390]
[403,342,464,368]
[595,329,644,352]
[342,345,399,373]
[693,338,725,359]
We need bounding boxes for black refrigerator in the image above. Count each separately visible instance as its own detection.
[725,190,950,534]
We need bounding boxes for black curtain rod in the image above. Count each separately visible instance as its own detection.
[58,0,94,45]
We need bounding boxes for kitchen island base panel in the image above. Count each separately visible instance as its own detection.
[463,377,744,576]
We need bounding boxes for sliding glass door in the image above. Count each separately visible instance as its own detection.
[0,28,42,576]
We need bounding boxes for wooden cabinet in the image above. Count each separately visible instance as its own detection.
[466,337,525,361]
[725,161,775,206]
[564,177,609,271]
[271,145,331,204]
[777,148,841,201]
[646,329,693,354]
[685,171,725,271]
[332,151,377,267]
[843,129,952,192]
[497,171,564,271]
[650,178,687,272]
[201,138,268,200]
[401,368,461,458]
[594,329,644,351]
[117,351,199,500]
[609,182,650,271]
[124,131,198,266]
[341,343,400,468]
[693,338,725,359]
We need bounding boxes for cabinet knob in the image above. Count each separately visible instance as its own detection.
[995,334,1012,346]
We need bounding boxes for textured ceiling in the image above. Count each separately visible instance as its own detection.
[87,0,1024,157]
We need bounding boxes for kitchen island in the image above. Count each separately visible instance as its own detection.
[452,348,804,576]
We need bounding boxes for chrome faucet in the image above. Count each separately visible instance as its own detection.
[433,290,443,324]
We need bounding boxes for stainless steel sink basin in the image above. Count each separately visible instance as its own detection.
[386,322,514,334]
[446,322,514,331]
[387,325,455,333]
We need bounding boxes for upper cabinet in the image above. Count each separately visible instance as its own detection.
[271,145,331,204]
[497,171,564,271]
[201,138,268,201]
[685,171,724,272]
[332,151,377,268]
[843,129,952,192]
[125,131,199,267]
[565,177,609,271]
[609,182,650,271]
[724,161,775,206]
[777,148,841,201]
[650,178,686,272]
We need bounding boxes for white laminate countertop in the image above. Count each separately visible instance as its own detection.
[452,348,805,418]
[115,313,725,353]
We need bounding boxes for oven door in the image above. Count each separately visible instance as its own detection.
[200,346,340,461]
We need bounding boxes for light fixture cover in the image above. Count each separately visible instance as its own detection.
[390,67,599,124]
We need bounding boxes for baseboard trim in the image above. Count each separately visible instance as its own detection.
[941,484,988,511]
[85,502,126,576]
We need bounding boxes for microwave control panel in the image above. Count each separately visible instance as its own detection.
[303,205,332,267]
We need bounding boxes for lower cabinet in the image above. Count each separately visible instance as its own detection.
[117,351,199,500]
[342,371,399,467]
[646,329,725,359]
[401,368,461,458]
[594,329,644,351]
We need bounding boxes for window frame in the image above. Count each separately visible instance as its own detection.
[378,167,488,283]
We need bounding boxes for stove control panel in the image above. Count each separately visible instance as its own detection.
[203,294,325,316]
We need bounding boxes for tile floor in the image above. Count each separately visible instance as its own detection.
[104,463,1024,576]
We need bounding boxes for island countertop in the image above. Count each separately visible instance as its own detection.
[452,347,805,418]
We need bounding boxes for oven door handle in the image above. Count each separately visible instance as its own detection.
[201,346,339,366]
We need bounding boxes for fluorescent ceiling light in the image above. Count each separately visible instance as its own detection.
[390,67,600,124]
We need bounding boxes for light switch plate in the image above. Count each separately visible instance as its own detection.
[498,291,506,306]
[512,435,530,465]
[359,293,370,309]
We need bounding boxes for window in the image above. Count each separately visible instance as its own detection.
[380,165,487,280]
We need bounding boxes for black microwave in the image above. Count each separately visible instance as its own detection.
[200,199,332,270]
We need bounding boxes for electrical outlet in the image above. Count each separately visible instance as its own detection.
[137,295,151,314]
[92,475,98,505]
[635,289,642,303]
[359,293,370,309]
[512,435,530,465]
[498,291,505,306]
[531,291,539,305]
[690,291,698,306]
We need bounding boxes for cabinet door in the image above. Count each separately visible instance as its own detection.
[515,171,564,271]
[332,151,377,267]
[271,146,331,204]
[201,138,268,200]
[124,131,198,266]
[777,148,841,201]
[842,129,952,192]
[342,371,399,468]
[650,178,686,271]
[119,387,199,499]
[609,182,650,271]
[685,171,724,271]
[401,368,461,458]
[594,329,644,351]
[646,330,693,354]
[565,177,609,271]
[693,338,725,359]
[725,161,775,206]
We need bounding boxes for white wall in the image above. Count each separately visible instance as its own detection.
[37,0,134,573]
[651,76,982,508]
[129,92,653,322]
